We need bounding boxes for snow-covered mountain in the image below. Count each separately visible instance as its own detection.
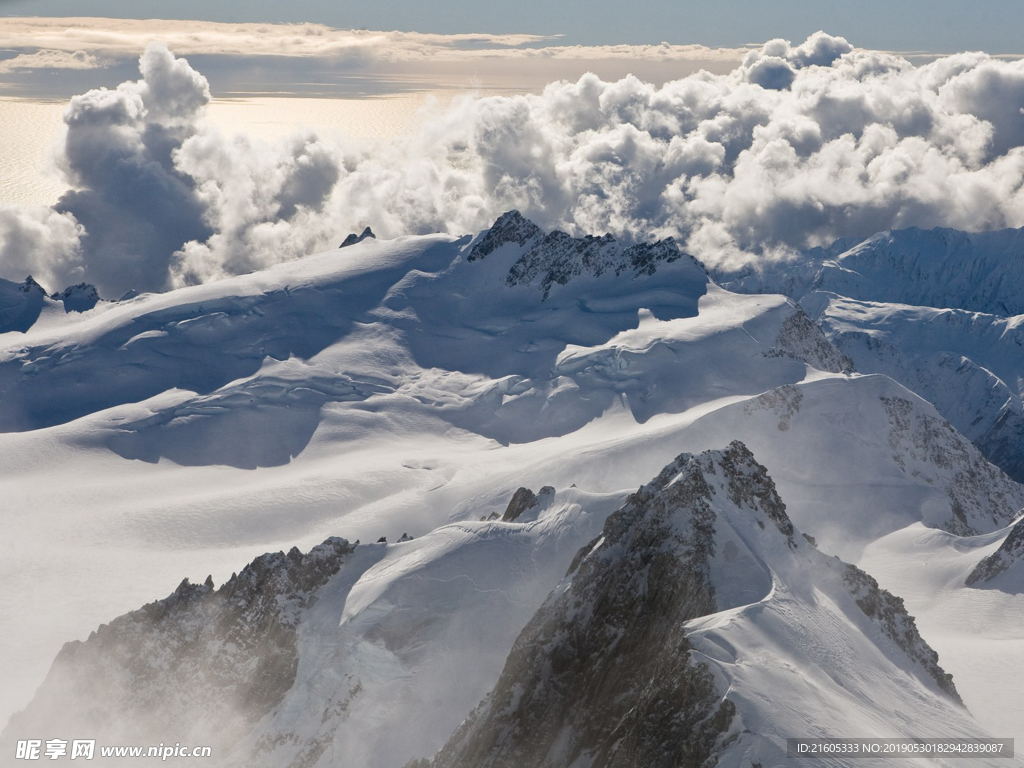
[802,292,1024,483]
[429,443,979,768]
[2,213,1023,766]
[721,226,1024,484]
[0,275,105,333]
[721,226,1024,317]
[4,445,1007,768]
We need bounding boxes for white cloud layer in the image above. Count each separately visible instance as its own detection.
[0,17,746,65]
[0,49,103,73]
[6,33,1024,295]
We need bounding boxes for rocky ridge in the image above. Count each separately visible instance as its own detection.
[427,442,961,768]
[966,517,1024,591]
[879,394,1021,536]
[468,211,703,299]
[2,538,355,755]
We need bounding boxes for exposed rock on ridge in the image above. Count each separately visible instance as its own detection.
[842,564,960,700]
[340,226,376,248]
[466,211,542,261]
[966,518,1024,592]
[468,211,705,299]
[427,442,964,768]
[3,538,355,755]
[766,307,853,374]
[430,444,747,768]
[499,486,554,522]
[880,395,1021,536]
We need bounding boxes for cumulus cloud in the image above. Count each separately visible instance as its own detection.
[742,32,854,90]
[48,43,213,295]
[0,206,83,290]
[170,132,344,286]
[9,32,1024,294]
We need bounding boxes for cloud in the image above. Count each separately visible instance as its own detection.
[0,17,749,100]
[46,43,213,295]
[741,32,854,90]
[0,17,745,65]
[170,131,344,286]
[0,205,83,290]
[0,49,103,73]
[9,32,1024,294]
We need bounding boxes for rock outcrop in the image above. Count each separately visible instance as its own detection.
[3,538,355,755]
[966,518,1024,592]
[340,226,376,248]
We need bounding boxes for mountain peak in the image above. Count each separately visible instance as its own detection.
[466,210,706,300]
[340,226,376,248]
[0,276,48,332]
[466,210,543,261]
[20,276,46,295]
[50,283,101,313]
[428,442,965,767]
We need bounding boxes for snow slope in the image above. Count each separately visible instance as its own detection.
[720,225,1024,484]
[6,444,1008,768]
[0,217,833,724]
[859,520,1024,753]
[2,214,1023,765]
[802,291,1024,483]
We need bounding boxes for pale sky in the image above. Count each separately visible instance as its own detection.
[1,0,1023,53]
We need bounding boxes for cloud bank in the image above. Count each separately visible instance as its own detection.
[6,32,1024,295]
[0,17,747,99]
[0,49,104,73]
[0,17,745,66]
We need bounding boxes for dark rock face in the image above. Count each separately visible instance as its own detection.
[430,445,771,768]
[501,487,537,522]
[466,211,543,261]
[717,440,796,545]
[2,538,355,754]
[767,308,854,374]
[340,226,376,248]
[467,211,704,299]
[506,230,618,294]
[0,276,47,332]
[51,283,101,313]
[428,442,965,768]
[966,518,1024,592]
[842,564,961,701]
[506,231,690,299]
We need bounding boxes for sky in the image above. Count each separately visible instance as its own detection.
[2,0,1024,53]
